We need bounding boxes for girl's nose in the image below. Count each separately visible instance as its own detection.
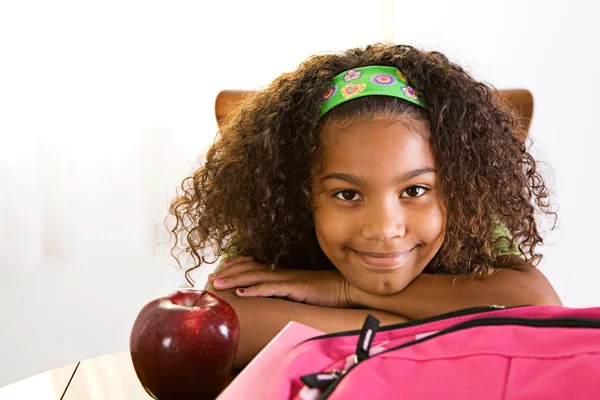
[361,201,406,241]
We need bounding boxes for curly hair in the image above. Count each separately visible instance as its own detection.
[166,43,557,284]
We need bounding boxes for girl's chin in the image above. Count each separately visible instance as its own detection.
[353,278,412,296]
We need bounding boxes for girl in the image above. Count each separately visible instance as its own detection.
[167,44,561,369]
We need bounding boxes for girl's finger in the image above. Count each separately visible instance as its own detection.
[212,270,289,290]
[208,256,256,281]
[235,281,307,303]
[209,259,268,282]
[221,255,254,267]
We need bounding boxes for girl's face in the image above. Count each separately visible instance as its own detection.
[312,116,446,295]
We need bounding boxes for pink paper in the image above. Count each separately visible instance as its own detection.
[217,321,324,400]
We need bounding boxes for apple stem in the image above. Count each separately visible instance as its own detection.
[191,290,208,307]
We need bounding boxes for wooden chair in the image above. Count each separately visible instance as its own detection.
[215,89,534,140]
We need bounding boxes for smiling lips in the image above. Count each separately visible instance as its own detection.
[352,248,414,268]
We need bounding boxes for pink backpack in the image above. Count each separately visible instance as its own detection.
[267,305,600,399]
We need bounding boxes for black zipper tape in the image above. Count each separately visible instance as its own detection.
[301,305,517,345]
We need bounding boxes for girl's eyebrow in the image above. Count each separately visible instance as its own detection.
[322,167,436,188]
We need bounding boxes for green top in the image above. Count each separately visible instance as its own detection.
[491,221,520,256]
[221,241,240,263]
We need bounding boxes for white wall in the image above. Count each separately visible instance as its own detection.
[0,0,384,388]
[386,0,599,305]
[1,0,597,388]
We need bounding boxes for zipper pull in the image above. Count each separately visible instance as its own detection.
[300,369,342,389]
[317,366,353,400]
[356,314,380,362]
[303,315,381,398]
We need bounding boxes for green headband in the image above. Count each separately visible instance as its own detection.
[319,65,425,117]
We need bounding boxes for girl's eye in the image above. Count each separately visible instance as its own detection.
[400,186,428,198]
[334,190,362,202]
[334,186,428,202]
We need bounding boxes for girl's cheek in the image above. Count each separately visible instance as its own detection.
[418,203,446,242]
[318,202,352,226]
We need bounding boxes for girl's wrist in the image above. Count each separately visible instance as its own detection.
[347,282,407,316]
[347,282,373,309]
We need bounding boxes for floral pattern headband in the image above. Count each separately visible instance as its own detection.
[319,65,425,117]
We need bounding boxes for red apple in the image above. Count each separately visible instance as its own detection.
[130,289,240,400]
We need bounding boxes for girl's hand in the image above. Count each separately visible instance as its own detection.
[207,256,355,308]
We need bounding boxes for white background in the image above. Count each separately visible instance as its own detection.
[0,0,597,388]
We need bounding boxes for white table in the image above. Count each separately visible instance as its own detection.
[0,351,152,400]
[1,351,240,399]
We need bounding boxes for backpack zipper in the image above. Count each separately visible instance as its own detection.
[317,316,600,399]
[298,306,512,393]
[301,314,381,391]
[299,305,512,345]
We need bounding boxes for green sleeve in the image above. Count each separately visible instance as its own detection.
[219,235,239,263]
[491,220,521,256]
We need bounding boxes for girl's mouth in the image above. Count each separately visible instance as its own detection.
[350,247,415,268]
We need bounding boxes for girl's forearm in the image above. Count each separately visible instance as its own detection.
[205,284,409,370]
[350,262,562,321]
